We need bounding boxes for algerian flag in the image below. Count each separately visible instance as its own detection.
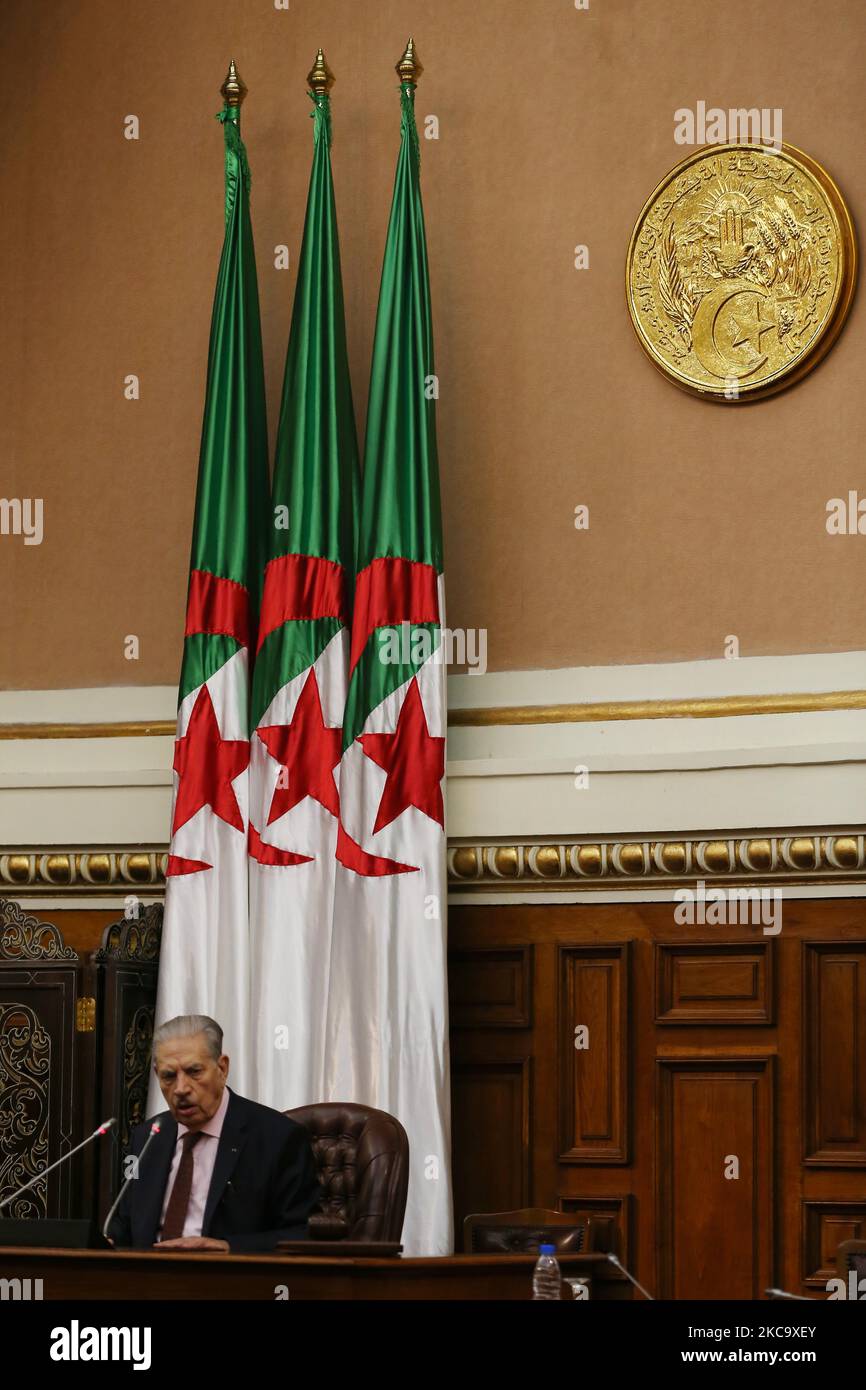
[324,43,453,1256]
[150,65,268,1108]
[248,54,359,1108]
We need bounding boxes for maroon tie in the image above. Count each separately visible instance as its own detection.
[160,1131,203,1241]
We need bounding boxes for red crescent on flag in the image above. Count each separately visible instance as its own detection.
[335,822,418,876]
[349,557,440,673]
[257,554,348,652]
[248,823,315,868]
[184,569,251,647]
[166,854,212,877]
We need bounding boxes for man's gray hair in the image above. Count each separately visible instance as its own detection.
[152,1014,224,1062]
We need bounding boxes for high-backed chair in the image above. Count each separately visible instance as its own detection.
[463,1206,617,1256]
[285,1102,409,1243]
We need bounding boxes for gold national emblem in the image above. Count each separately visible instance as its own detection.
[626,143,857,400]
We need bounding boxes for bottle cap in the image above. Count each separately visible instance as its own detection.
[539,1243,556,1255]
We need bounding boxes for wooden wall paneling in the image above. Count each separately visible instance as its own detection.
[655,941,774,1025]
[448,934,535,1232]
[449,900,866,1298]
[802,1200,866,1286]
[557,943,630,1164]
[559,1192,634,1263]
[448,946,532,1029]
[656,1056,775,1299]
[450,1057,532,1234]
[802,941,866,1165]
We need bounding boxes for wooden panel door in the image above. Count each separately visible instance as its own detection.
[656,1056,774,1298]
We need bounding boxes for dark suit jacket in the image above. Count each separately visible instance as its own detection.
[108,1088,321,1252]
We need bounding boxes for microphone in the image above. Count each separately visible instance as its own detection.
[764,1287,813,1301]
[102,1120,162,1240]
[606,1252,655,1301]
[0,1117,116,1213]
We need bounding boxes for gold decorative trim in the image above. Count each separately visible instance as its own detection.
[1,851,168,893]
[2,688,865,740]
[0,721,176,740]
[396,37,423,84]
[75,997,96,1033]
[450,690,866,726]
[220,58,247,109]
[2,834,865,896]
[307,48,335,95]
[449,833,866,891]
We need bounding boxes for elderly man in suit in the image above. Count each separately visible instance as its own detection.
[108,1014,320,1252]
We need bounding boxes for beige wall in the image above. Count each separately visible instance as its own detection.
[2,0,865,690]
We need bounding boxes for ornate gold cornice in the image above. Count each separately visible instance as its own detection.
[2,834,864,896]
[1,851,168,893]
[1,688,864,740]
[449,833,866,891]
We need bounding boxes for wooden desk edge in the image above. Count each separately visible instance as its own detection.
[0,1245,623,1272]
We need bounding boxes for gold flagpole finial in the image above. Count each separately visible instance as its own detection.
[396,38,423,84]
[307,48,335,94]
[220,59,248,108]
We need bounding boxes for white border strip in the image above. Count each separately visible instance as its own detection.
[1,649,865,726]
[449,650,866,709]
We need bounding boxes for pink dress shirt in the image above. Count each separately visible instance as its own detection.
[157,1084,231,1240]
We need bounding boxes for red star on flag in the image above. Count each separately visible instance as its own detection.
[258,668,342,824]
[172,686,250,834]
[359,677,445,834]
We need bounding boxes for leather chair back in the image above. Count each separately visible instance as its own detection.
[836,1238,866,1285]
[464,1207,616,1256]
[285,1102,409,1243]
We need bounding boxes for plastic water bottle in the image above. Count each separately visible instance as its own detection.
[532,1243,562,1299]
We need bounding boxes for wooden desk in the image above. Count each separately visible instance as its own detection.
[0,1246,630,1300]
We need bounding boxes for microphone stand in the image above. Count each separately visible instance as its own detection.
[0,1118,116,1213]
[102,1121,162,1240]
[607,1251,655,1301]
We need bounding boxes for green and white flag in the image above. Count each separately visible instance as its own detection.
[249,61,359,1108]
[325,53,453,1256]
[150,71,268,1106]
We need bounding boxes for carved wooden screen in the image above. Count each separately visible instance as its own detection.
[0,898,83,1219]
[86,905,163,1221]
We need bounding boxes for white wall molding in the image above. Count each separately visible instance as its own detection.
[0,686,179,724]
[1,649,864,727]
[0,653,863,870]
[449,649,866,709]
